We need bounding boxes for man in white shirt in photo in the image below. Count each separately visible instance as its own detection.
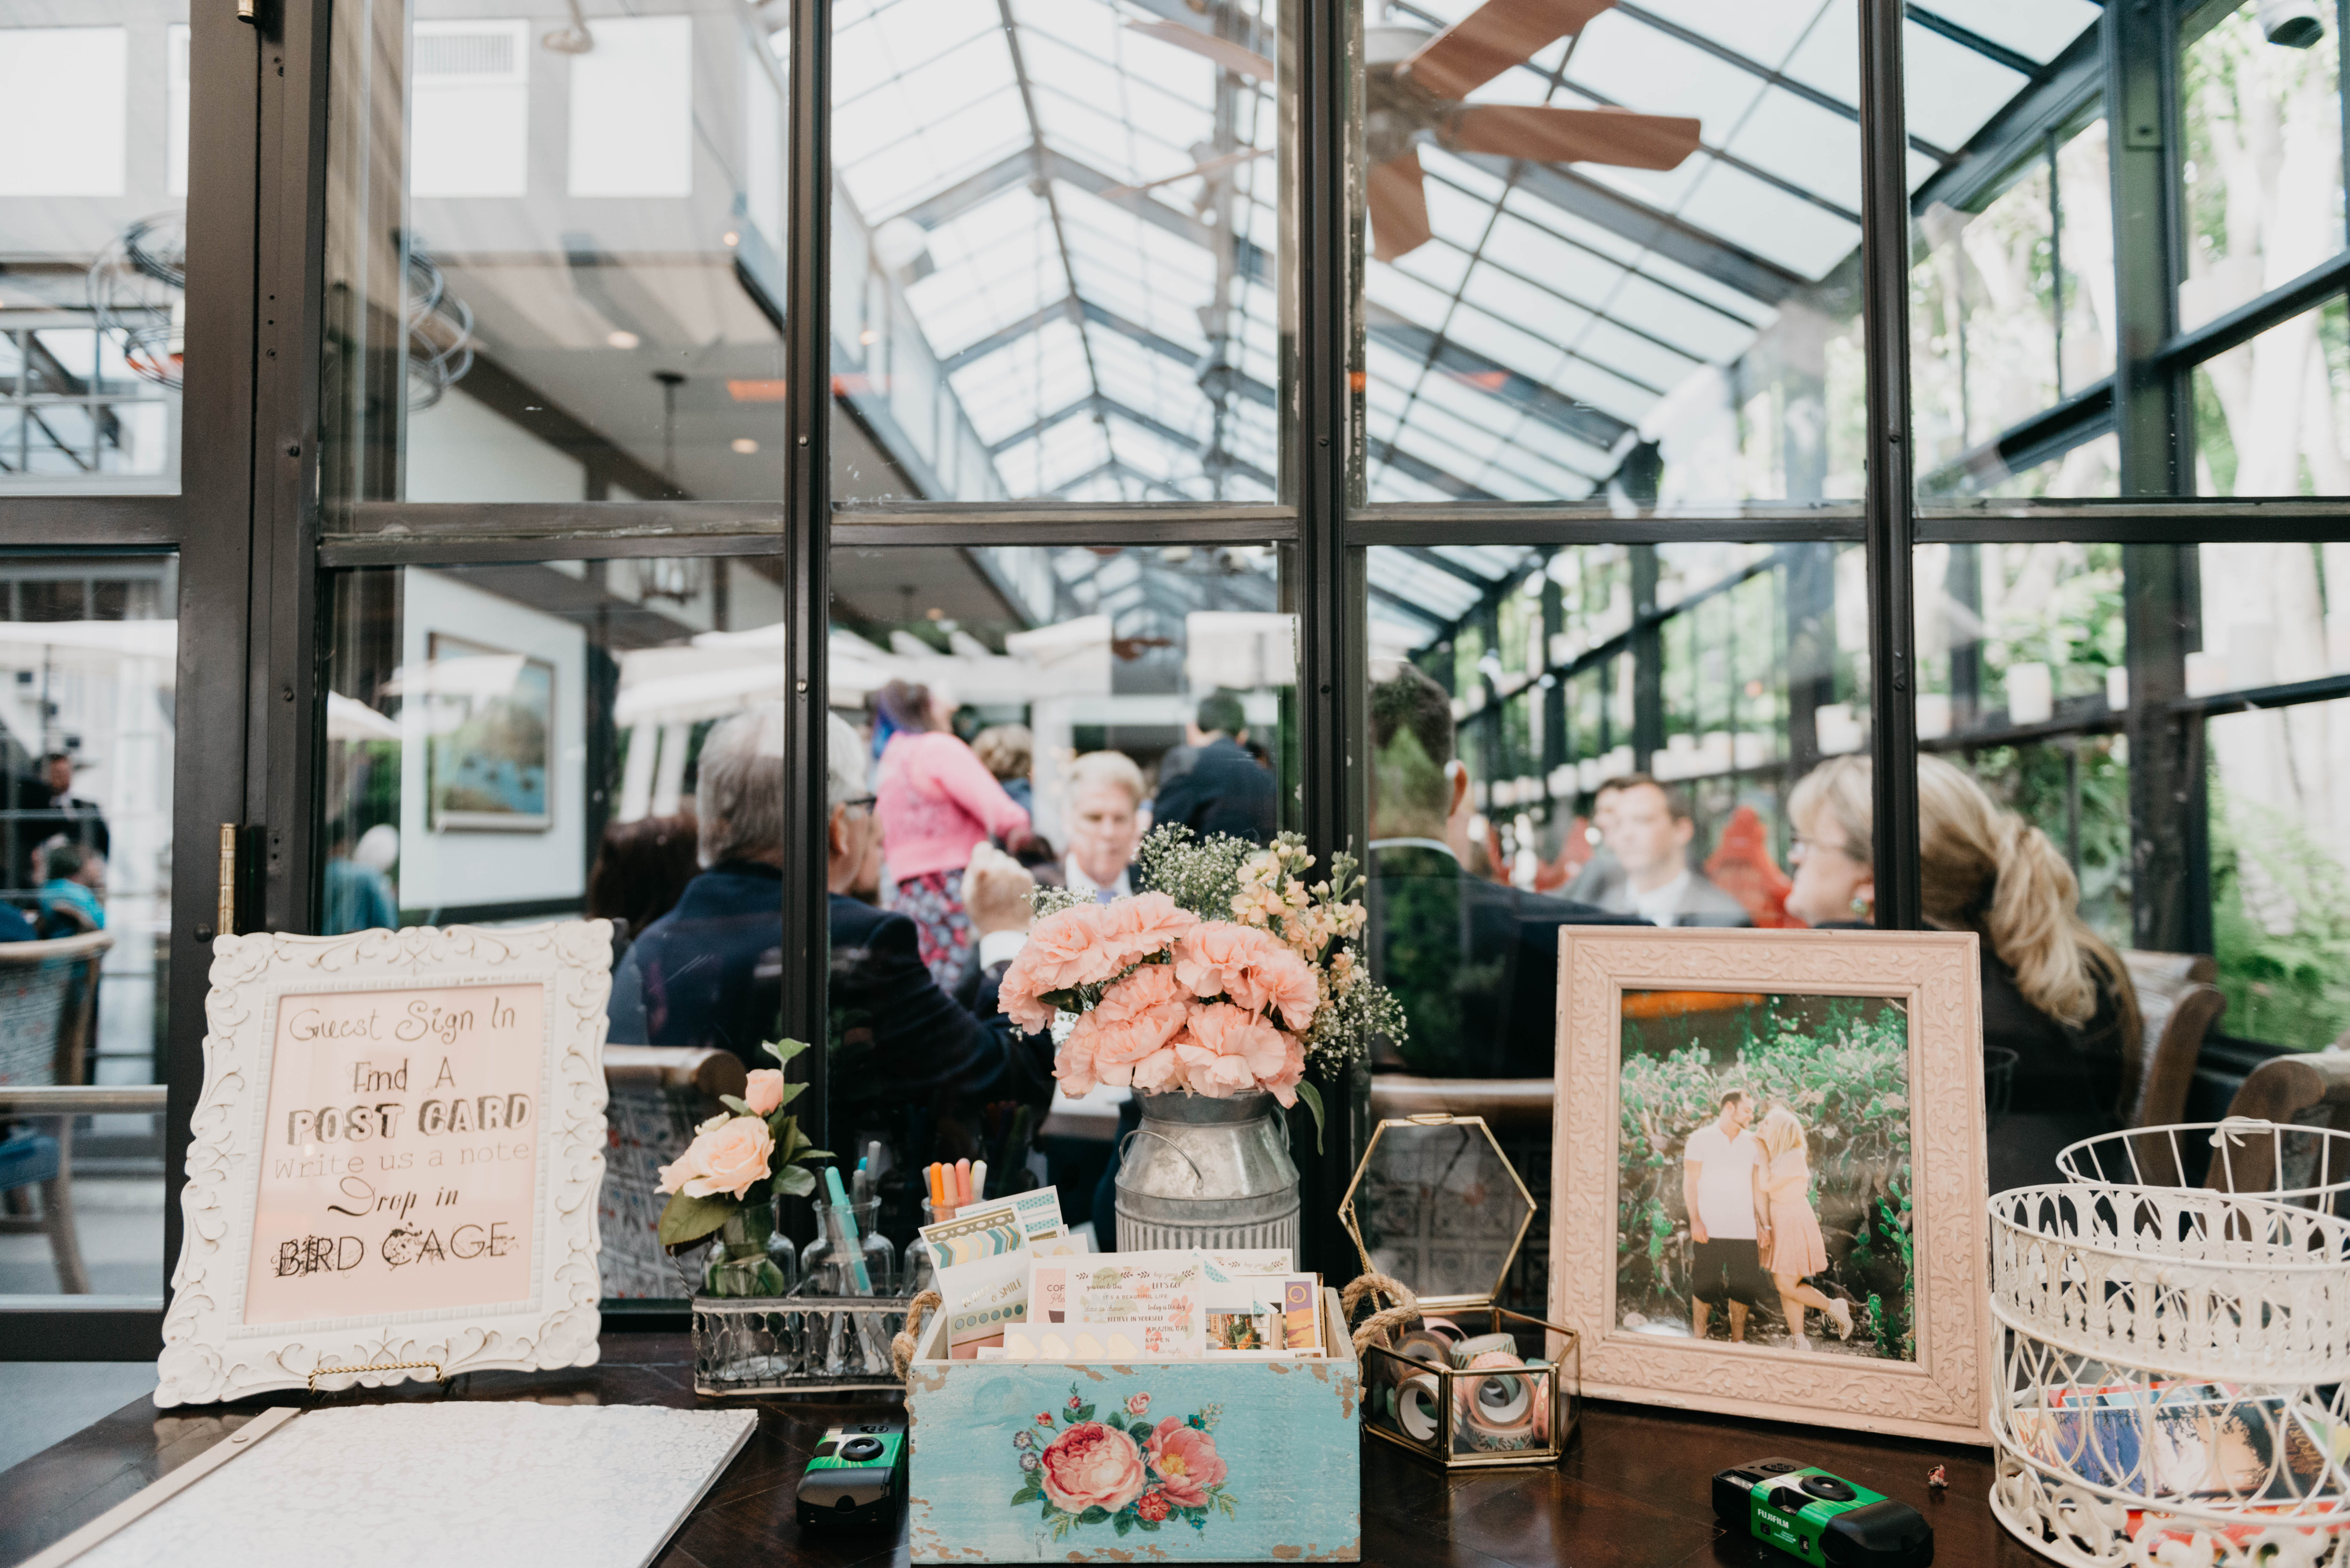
[1682,1088,1770,1342]
[1588,774,1749,927]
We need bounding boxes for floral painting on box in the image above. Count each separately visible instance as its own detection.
[1011,1384,1237,1541]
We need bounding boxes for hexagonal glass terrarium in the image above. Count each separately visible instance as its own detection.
[1340,1113,1578,1468]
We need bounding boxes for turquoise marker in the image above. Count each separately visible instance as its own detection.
[824,1165,874,1294]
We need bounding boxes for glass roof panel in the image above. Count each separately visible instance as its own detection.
[1900,22,2029,150]
[1631,0,1829,72]
[1565,10,1768,130]
[1724,87,1865,215]
[1917,0,2100,66]
[1675,162,1864,279]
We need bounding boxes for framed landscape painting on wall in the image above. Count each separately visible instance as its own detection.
[424,632,554,831]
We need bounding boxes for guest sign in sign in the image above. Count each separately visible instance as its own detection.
[158,923,612,1407]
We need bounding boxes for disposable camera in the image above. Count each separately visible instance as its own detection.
[797,1421,907,1529]
[1711,1457,1933,1568]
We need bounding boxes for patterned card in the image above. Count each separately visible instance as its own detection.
[919,1187,1066,1268]
[1027,1254,1204,1357]
[937,1248,1031,1358]
[1203,1271,1324,1356]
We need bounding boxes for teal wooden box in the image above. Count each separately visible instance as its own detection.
[905,1287,1361,1563]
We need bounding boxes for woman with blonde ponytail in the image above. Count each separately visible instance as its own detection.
[1785,754,2140,1192]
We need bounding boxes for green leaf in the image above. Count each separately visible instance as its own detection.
[1295,1079,1326,1156]
[1012,1486,1041,1507]
[775,1080,807,1107]
[1078,1506,1110,1524]
[762,1037,811,1065]
[799,1148,834,1162]
[718,1095,753,1116]
[773,1165,817,1198]
[1073,1404,1095,1423]
[655,1191,735,1248]
[1137,1519,1161,1533]
[1114,1513,1133,1537]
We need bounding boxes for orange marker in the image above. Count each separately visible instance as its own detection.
[927,1162,947,1211]
[955,1157,973,1206]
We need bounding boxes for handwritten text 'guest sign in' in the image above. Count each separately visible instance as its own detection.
[243,983,546,1326]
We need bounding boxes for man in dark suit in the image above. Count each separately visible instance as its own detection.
[610,707,1052,1240]
[1365,665,1638,1078]
[1149,690,1277,844]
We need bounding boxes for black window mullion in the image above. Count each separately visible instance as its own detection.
[786,0,833,1154]
[1861,0,1921,933]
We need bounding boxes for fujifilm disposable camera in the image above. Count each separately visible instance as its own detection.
[796,1421,907,1529]
[1712,1458,1933,1568]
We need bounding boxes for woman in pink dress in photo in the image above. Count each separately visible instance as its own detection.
[1754,1105,1854,1352]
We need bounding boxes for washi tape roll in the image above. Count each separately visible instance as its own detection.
[1420,1316,1463,1345]
[1461,1371,1537,1451]
[1450,1331,1518,1367]
[1394,1330,1453,1368]
[1397,1372,1444,1444]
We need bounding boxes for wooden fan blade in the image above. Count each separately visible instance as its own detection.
[1446,103,1701,170]
[1401,0,1615,101]
[1368,152,1433,262]
[1125,19,1276,83]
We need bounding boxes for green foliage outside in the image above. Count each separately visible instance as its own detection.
[1617,995,1915,1361]
[2210,786,2350,1051]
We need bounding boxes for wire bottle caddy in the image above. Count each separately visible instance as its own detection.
[1989,1120,2350,1565]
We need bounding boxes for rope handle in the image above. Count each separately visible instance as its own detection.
[1340,1271,1421,1356]
[890,1288,944,1381]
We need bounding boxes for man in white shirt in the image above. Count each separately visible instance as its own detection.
[1682,1088,1770,1342]
[1064,750,1146,902]
[1590,774,1749,927]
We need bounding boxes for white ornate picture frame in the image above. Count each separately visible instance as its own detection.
[1550,927,1990,1445]
[158,922,611,1407]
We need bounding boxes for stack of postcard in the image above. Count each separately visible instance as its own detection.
[989,1250,1324,1362]
[921,1186,1093,1359]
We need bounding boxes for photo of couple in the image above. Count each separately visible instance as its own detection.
[1617,991,1915,1362]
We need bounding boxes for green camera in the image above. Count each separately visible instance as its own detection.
[796,1421,907,1529]
[1711,1457,1932,1568]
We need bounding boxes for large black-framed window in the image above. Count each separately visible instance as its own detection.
[12,0,2350,1356]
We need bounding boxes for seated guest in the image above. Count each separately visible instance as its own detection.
[1150,690,1277,845]
[1061,750,1146,902]
[36,839,105,935]
[872,680,1034,988]
[971,724,1036,817]
[1365,666,1636,1077]
[826,717,1057,1237]
[607,706,792,1060]
[0,903,34,942]
[586,812,701,961]
[1581,774,1749,927]
[1561,777,1628,906]
[322,819,399,936]
[1785,754,2140,1193]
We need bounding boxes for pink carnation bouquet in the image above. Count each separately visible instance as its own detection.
[999,829,1404,1148]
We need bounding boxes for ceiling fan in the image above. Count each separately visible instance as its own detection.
[1128,0,1702,261]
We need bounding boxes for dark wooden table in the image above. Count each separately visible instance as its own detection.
[0,1334,2051,1567]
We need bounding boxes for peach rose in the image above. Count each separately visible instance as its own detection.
[1261,1029,1307,1108]
[1128,1043,1184,1092]
[656,1112,774,1199]
[1055,1023,1101,1097]
[1038,1422,1147,1515]
[1171,921,1279,999]
[1142,1418,1228,1508]
[1000,905,1118,1025]
[1097,892,1197,967]
[1177,1002,1288,1097]
[1227,943,1321,1031]
[1084,964,1191,1080]
[742,1068,785,1116]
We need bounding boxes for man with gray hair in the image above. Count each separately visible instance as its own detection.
[608,701,795,1061]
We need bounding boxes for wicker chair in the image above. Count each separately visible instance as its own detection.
[2117,950,2225,1130]
[0,930,115,1293]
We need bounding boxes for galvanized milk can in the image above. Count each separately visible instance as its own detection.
[1113,1089,1300,1253]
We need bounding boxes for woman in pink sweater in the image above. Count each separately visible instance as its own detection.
[871,681,1034,985]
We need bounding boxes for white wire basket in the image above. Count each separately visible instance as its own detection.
[2058,1119,2350,1206]
[1989,1183,2350,1565]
